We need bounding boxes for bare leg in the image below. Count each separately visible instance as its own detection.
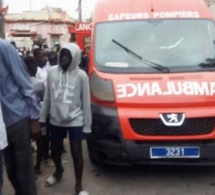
[51,139,64,179]
[70,141,83,194]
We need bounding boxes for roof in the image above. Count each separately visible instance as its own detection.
[5,6,76,24]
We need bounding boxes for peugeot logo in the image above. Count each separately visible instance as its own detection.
[159,113,185,126]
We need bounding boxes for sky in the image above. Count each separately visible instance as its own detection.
[4,0,96,20]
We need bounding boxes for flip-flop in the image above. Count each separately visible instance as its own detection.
[78,191,89,195]
[45,175,61,187]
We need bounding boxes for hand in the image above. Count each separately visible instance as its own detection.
[82,132,91,140]
[30,119,41,140]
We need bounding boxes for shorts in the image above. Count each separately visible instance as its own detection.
[50,124,83,142]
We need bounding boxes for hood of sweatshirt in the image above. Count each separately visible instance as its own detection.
[58,43,81,72]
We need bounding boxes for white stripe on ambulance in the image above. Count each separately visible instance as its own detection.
[116,82,215,98]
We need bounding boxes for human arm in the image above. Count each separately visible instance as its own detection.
[39,71,51,125]
[81,74,92,133]
[38,81,45,101]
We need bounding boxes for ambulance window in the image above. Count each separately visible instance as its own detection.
[84,36,91,54]
[95,19,215,73]
[208,23,215,42]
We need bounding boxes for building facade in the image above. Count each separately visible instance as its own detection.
[4,7,76,50]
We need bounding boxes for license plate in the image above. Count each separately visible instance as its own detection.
[150,147,200,159]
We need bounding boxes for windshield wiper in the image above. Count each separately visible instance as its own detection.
[112,39,170,73]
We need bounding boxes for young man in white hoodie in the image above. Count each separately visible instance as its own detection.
[40,43,91,195]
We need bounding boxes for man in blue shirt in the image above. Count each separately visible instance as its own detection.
[0,39,41,195]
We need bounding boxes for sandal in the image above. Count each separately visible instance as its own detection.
[78,191,89,195]
[45,175,62,187]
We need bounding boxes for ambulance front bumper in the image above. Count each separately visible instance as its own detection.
[87,103,215,166]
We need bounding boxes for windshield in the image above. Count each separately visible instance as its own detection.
[95,19,215,73]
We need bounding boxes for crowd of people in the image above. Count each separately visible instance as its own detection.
[0,39,91,195]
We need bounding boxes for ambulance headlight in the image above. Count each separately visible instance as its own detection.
[90,72,115,102]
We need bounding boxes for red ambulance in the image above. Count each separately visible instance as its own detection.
[68,22,91,56]
[87,0,215,165]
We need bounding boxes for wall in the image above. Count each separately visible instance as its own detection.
[5,21,71,49]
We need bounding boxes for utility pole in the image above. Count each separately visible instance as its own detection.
[78,0,82,22]
[0,0,5,39]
